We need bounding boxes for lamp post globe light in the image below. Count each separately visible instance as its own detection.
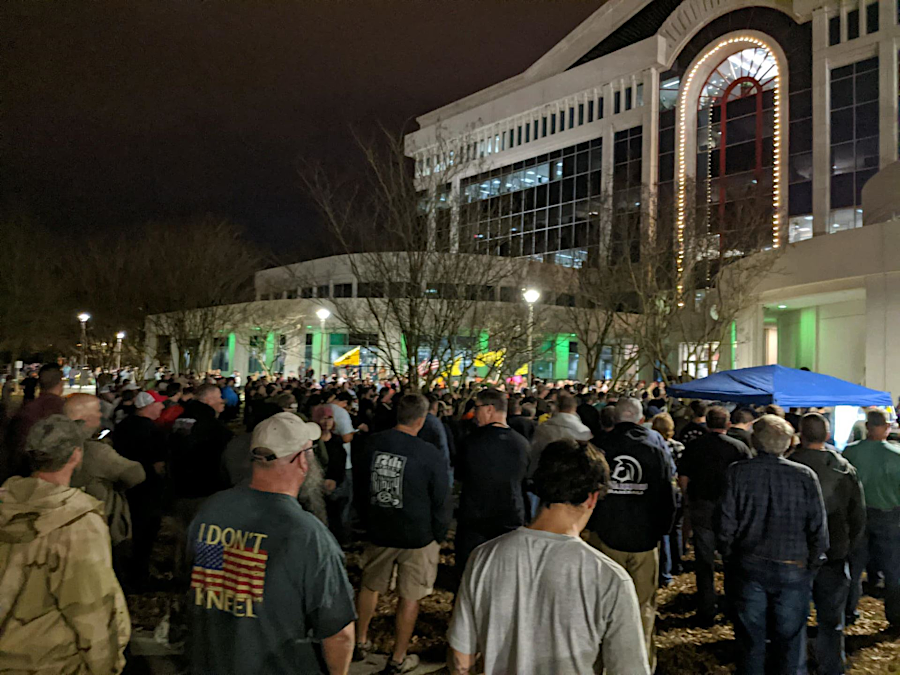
[77,312,91,366]
[115,331,126,371]
[315,308,331,382]
[523,289,540,385]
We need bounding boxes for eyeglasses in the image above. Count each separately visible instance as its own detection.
[290,446,314,463]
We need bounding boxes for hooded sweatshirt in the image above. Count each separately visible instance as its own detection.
[528,413,593,477]
[790,446,866,562]
[0,476,130,674]
[589,422,677,552]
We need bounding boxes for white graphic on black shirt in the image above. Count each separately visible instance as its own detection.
[371,452,407,508]
[609,455,648,495]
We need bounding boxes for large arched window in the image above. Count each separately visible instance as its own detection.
[675,34,786,294]
[696,47,777,252]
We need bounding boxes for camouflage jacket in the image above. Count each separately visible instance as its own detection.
[0,476,131,674]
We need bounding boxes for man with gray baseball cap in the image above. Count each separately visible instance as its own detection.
[186,412,356,675]
[0,415,131,673]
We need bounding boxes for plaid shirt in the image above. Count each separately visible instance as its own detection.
[717,453,828,569]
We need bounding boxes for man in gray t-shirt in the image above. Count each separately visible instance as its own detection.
[448,439,649,675]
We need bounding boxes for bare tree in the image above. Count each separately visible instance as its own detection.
[617,179,783,382]
[0,213,71,371]
[73,216,260,375]
[233,300,309,378]
[303,128,531,389]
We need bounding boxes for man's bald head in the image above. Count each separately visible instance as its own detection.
[64,393,102,434]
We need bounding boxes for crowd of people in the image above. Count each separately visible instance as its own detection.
[0,362,898,675]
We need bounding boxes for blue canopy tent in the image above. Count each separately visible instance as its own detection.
[666,365,892,408]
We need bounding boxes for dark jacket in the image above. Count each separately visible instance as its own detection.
[790,446,866,562]
[590,421,677,552]
[576,403,602,440]
[457,424,529,537]
[507,414,536,442]
[418,413,452,481]
[169,400,234,499]
[362,429,451,549]
[727,426,753,449]
[113,414,168,515]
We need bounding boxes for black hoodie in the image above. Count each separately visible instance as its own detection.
[790,446,866,561]
[169,399,234,499]
[589,421,677,552]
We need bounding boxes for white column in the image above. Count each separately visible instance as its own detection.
[865,271,900,396]
[642,68,660,242]
[232,332,250,378]
[811,8,832,236]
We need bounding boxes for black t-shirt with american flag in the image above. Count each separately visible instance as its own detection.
[186,486,357,674]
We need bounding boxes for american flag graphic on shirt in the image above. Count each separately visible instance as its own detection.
[191,540,268,601]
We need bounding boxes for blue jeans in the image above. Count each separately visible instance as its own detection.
[732,558,813,675]
[848,507,900,625]
[803,560,850,675]
[693,525,718,619]
[660,535,673,584]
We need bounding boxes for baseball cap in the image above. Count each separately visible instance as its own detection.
[123,382,140,391]
[148,390,168,403]
[25,414,88,471]
[251,412,321,460]
[134,392,157,408]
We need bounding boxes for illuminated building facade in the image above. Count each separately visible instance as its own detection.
[405,0,900,396]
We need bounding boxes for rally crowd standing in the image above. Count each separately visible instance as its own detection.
[0,362,898,675]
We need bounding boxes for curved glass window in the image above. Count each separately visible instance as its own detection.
[696,47,778,254]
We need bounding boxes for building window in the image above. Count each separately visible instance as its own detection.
[597,96,604,119]
[696,46,779,252]
[625,87,633,111]
[459,138,602,267]
[316,285,329,298]
[612,126,642,263]
[333,283,353,298]
[829,207,864,234]
[587,99,594,122]
[829,15,841,46]
[788,215,814,243]
[830,56,879,230]
[866,2,879,33]
[660,76,680,111]
[636,83,644,107]
[847,8,860,40]
[789,87,813,218]
[614,91,621,114]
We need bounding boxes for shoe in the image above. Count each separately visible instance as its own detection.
[353,640,373,662]
[381,654,420,673]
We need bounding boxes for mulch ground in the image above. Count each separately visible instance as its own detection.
[129,519,900,674]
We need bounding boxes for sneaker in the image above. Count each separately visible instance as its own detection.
[381,654,420,673]
[353,640,373,662]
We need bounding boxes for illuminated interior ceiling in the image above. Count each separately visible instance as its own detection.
[697,47,778,109]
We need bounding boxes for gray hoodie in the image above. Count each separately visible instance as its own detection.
[528,412,593,477]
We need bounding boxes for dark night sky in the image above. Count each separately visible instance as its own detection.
[2,1,598,262]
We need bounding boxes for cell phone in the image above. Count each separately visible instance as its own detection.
[98,429,111,440]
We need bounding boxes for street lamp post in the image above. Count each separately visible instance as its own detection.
[315,307,331,383]
[523,289,540,386]
[115,331,126,371]
[77,312,91,367]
